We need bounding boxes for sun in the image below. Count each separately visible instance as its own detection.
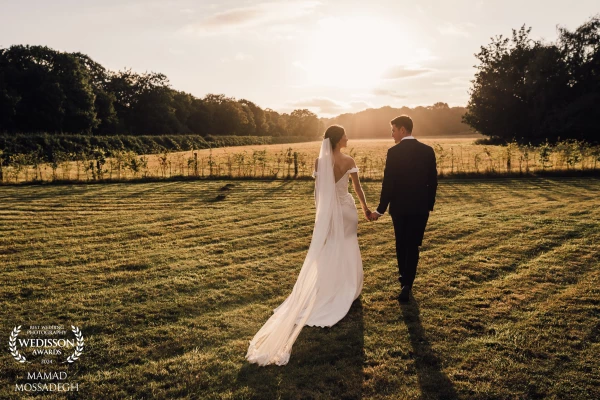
[298,16,420,89]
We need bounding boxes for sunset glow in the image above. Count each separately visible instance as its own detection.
[297,16,421,89]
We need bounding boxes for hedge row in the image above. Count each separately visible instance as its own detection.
[0,134,317,161]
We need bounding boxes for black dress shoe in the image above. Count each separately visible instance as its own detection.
[399,286,411,302]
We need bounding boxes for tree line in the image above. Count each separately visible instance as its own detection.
[0,45,320,137]
[0,45,477,139]
[323,102,473,138]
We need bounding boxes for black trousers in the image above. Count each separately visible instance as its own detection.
[391,213,429,289]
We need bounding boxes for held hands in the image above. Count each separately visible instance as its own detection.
[363,208,381,222]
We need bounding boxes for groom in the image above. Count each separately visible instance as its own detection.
[369,115,438,302]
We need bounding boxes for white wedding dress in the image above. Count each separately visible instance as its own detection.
[246,138,364,366]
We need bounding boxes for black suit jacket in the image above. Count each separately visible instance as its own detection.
[376,139,438,216]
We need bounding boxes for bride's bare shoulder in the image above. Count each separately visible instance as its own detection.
[344,155,357,170]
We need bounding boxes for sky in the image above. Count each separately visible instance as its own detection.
[0,0,598,117]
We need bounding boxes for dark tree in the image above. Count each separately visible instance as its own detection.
[239,99,267,135]
[104,69,184,135]
[555,16,600,142]
[463,16,600,144]
[0,45,98,134]
[71,52,118,134]
[289,109,319,137]
[188,98,212,135]
[430,102,450,110]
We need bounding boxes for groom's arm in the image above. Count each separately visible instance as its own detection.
[375,149,394,216]
[427,147,438,211]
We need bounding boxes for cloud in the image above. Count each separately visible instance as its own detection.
[351,93,376,99]
[200,8,263,28]
[349,101,372,109]
[292,60,307,71]
[286,97,373,116]
[381,66,433,80]
[372,88,407,99]
[288,97,347,115]
[432,76,472,87]
[415,48,438,63]
[235,52,253,61]
[181,1,321,36]
[414,4,432,15]
[438,22,476,38]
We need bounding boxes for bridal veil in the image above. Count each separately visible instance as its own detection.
[245,137,346,366]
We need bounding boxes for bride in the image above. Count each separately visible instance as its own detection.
[245,125,372,366]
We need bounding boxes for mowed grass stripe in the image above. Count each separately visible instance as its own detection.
[1,227,393,314]
[0,209,318,255]
[0,216,319,275]
[421,219,598,299]
[0,182,317,238]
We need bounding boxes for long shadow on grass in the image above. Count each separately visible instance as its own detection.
[241,179,295,205]
[400,298,458,400]
[236,298,365,399]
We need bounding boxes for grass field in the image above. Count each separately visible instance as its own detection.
[1,178,599,399]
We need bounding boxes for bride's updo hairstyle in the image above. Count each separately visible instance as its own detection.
[323,125,345,149]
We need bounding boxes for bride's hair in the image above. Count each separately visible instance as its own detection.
[323,125,345,149]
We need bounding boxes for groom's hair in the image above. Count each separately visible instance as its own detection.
[323,125,345,149]
[390,115,413,133]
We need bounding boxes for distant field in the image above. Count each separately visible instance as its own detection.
[1,178,599,399]
[167,138,483,180]
[3,136,599,183]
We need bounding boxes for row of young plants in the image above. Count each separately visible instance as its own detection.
[434,139,600,175]
[1,139,599,184]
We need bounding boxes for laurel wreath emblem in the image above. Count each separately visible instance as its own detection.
[63,326,84,363]
[9,325,84,364]
[9,326,28,363]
